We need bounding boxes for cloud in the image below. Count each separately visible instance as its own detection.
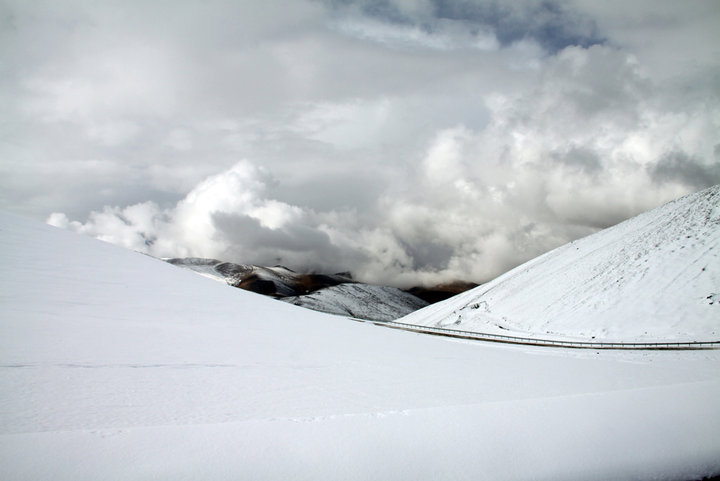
[432,0,605,52]
[332,13,500,51]
[3,0,719,287]
[47,203,162,253]
[47,161,351,272]
[326,0,605,52]
[649,152,720,189]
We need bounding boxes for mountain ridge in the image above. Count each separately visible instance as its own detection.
[165,257,484,321]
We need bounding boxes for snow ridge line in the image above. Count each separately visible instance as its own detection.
[357,319,720,350]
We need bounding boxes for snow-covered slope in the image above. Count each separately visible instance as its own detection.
[1,212,720,481]
[280,283,428,321]
[402,185,720,342]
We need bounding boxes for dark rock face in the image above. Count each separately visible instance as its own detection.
[406,282,479,304]
[235,275,277,296]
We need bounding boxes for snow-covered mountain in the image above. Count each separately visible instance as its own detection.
[165,257,427,321]
[281,283,428,320]
[165,257,354,294]
[402,185,720,342]
[1,211,720,480]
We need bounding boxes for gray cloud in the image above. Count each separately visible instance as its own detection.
[325,0,605,52]
[552,147,603,175]
[212,212,344,268]
[432,0,605,52]
[4,0,720,286]
[649,151,720,189]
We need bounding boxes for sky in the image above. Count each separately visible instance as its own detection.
[1,0,719,287]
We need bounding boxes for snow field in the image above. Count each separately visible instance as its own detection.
[1,211,719,480]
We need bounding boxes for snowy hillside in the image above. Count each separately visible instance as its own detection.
[280,283,428,321]
[165,257,353,295]
[402,185,720,342]
[1,212,720,481]
[166,257,425,320]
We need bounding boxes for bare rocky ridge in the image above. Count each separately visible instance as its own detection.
[165,257,438,321]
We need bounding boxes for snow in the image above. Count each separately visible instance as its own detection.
[1,211,720,480]
[162,257,230,283]
[165,257,303,293]
[281,283,428,321]
[167,256,426,320]
[402,185,720,342]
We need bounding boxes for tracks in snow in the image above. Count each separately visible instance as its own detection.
[353,318,720,350]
